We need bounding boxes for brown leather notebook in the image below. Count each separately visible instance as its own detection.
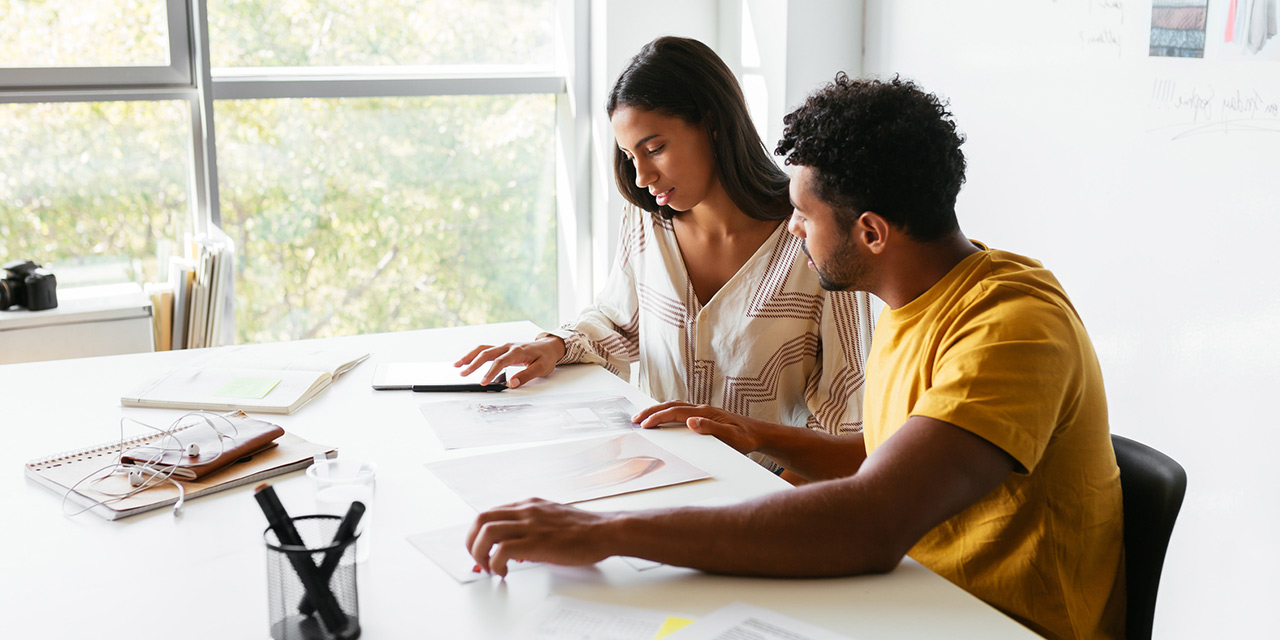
[25,412,335,520]
[120,412,284,480]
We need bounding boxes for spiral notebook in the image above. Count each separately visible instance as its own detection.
[24,415,336,520]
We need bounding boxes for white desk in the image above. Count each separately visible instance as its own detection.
[1,322,1035,638]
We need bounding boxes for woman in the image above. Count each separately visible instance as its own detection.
[457,36,872,473]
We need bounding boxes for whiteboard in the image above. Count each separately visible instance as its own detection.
[863,2,1279,639]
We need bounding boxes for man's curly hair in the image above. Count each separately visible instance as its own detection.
[776,74,967,241]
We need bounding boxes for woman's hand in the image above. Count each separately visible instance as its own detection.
[632,401,768,455]
[454,336,567,388]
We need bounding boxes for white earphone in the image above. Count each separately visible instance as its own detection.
[61,411,238,519]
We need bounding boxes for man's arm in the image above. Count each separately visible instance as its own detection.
[633,402,868,481]
[468,415,1015,577]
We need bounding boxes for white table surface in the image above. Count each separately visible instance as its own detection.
[1,321,1036,638]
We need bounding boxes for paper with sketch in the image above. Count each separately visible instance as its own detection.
[420,392,642,449]
[665,602,856,640]
[510,596,694,640]
[405,524,542,583]
[424,433,711,511]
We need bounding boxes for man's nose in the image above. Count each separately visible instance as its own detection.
[787,214,805,238]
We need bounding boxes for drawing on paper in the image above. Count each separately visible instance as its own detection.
[424,433,711,511]
[420,392,641,449]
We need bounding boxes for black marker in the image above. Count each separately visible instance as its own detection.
[298,501,366,616]
[254,483,351,635]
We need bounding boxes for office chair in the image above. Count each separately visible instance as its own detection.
[1112,434,1187,640]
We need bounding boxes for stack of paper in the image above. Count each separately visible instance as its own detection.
[166,227,235,350]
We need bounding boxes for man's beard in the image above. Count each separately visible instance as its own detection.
[803,236,867,292]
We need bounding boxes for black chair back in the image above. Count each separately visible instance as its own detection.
[1112,434,1187,640]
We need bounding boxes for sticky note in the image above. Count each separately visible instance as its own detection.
[215,377,281,399]
[654,617,695,639]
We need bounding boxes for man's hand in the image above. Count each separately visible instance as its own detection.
[632,401,773,454]
[636,401,868,481]
[454,336,567,388]
[467,498,617,577]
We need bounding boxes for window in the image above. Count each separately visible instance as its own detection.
[0,0,194,287]
[0,0,583,344]
[216,95,557,342]
[0,100,191,286]
[0,0,171,68]
[0,0,190,85]
[208,0,554,68]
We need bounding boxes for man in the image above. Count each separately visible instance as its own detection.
[467,74,1125,640]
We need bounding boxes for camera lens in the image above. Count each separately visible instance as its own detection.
[0,280,12,309]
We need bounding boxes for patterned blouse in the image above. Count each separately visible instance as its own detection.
[547,207,874,469]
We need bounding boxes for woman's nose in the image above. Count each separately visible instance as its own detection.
[633,157,656,188]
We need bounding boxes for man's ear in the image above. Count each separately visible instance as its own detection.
[856,211,891,255]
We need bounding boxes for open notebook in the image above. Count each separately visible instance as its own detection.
[121,346,369,414]
[25,413,335,520]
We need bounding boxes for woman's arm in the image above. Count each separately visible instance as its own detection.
[543,206,648,380]
[456,207,647,384]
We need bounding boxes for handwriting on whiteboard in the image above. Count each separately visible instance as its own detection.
[1056,0,1125,58]
[1148,78,1280,139]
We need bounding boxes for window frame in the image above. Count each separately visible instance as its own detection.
[0,0,193,88]
[0,0,591,336]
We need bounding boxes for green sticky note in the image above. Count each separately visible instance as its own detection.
[215,377,281,399]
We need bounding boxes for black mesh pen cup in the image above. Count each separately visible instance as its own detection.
[265,515,361,640]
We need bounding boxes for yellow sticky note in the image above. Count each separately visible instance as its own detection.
[654,617,695,639]
[215,377,281,399]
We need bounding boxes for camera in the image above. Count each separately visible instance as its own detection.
[1,260,59,311]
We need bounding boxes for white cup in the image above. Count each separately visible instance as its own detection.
[306,458,377,563]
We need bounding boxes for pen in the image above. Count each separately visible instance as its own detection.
[254,483,352,635]
[298,501,365,616]
[411,384,507,392]
[410,371,509,392]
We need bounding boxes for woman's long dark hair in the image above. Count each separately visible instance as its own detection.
[606,36,791,221]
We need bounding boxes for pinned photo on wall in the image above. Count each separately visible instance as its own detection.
[1219,0,1279,59]
[1150,0,1210,58]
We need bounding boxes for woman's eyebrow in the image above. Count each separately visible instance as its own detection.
[619,133,660,153]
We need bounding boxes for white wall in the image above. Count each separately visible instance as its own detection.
[782,2,864,117]
[861,1,1280,638]
[588,1,720,294]
[598,1,1279,636]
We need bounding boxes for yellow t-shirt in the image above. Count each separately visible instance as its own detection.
[864,246,1125,640]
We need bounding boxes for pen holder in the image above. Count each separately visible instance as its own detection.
[265,515,361,640]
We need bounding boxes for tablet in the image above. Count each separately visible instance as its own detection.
[371,362,507,391]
